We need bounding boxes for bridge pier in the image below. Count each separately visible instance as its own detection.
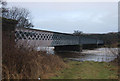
[54,45,82,52]
[82,44,98,50]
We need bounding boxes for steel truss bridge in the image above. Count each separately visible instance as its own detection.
[15,28,104,51]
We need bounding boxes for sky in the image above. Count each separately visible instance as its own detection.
[7,1,118,34]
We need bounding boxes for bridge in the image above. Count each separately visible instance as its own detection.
[15,28,104,51]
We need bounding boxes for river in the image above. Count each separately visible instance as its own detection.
[37,47,118,62]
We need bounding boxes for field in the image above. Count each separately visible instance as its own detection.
[50,60,118,79]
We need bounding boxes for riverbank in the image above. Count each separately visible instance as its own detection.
[49,59,118,79]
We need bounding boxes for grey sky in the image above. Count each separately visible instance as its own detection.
[8,2,118,34]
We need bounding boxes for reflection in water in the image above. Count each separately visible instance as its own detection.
[37,47,118,62]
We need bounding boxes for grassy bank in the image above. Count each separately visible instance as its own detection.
[50,60,118,79]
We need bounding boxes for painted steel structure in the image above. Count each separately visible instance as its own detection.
[15,28,104,47]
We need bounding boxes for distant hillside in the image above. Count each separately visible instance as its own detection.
[74,32,120,47]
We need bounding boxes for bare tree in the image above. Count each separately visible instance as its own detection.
[3,7,34,28]
[1,0,34,28]
[73,30,83,35]
[0,0,8,17]
[0,0,7,8]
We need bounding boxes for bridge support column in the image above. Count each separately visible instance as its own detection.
[82,44,98,50]
[54,45,82,52]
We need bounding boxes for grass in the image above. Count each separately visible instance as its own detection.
[50,60,118,79]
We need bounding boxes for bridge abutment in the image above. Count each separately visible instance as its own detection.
[54,45,82,52]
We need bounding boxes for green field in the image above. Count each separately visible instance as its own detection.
[50,60,118,79]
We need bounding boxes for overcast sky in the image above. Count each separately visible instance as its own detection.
[8,2,118,34]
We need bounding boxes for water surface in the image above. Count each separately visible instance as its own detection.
[56,48,118,62]
[37,47,118,62]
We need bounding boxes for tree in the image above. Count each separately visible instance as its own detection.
[3,7,34,28]
[1,0,34,28]
[73,30,83,35]
[0,0,8,17]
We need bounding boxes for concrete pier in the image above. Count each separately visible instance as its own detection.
[82,44,99,50]
[54,45,82,52]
